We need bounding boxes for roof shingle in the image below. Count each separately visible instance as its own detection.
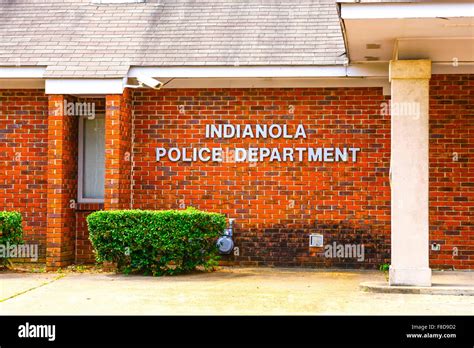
[0,0,346,78]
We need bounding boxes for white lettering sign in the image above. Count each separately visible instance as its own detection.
[156,123,361,163]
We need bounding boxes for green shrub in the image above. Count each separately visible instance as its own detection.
[379,263,390,273]
[0,211,24,266]
[379,263,390,281]
[87,207,226,276]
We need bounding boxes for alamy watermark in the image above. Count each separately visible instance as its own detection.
[0,242,38,261]
[324,242,365,262]
[18,322,55,341]
[62,99,95,119]
[380,100,421,120]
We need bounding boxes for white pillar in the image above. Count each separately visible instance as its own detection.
[389,60,432,287]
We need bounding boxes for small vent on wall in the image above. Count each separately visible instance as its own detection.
[366,43,381,49]
[309,234,324,248]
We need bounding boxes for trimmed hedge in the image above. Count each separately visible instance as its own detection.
[0,211,24,266]
[87,207,226,276]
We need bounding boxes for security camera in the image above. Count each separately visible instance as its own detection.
[136,75,163,89]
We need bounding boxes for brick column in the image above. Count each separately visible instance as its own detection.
[104,89,133,210]
[46,95,78,270]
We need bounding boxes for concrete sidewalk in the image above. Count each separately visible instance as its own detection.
[0,268,472,315]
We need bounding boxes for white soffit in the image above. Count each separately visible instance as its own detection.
[155,77,390,90]
[127,64,391,92]
[397,38,474,62]
[340,2,474,66]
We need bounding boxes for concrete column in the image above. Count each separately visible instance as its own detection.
[389,60,432,286]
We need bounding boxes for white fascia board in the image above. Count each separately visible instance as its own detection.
[341,2,474,19]
[0,66,46,78]
[128,66,349,79]
[45,79,124,94]
[432,62,474,74]
[162,77,391,95]
[346,63,389,77]
[128,64,389,79]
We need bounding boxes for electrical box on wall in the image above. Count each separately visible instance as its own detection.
[309,234,324,247]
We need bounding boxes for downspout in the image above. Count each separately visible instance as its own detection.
[336,1,351,76]
[130,105,135,209]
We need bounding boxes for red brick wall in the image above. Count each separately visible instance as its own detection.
[104,90,133,210]
[75,203,102,264]
[429,74,474,269]
[0,89,49,260]
[133,88,392,268]
[1,76,472,270]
